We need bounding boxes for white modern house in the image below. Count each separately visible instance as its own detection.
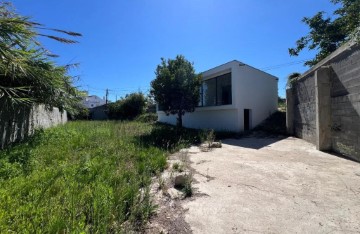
[157,60,278,132]
[82,95,106,109]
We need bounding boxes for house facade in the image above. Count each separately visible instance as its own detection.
[157,60,278,132]
[82,95,106,109]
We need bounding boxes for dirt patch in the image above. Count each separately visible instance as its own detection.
[145,149,199,234]
[145,195,191,234]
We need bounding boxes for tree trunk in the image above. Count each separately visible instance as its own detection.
[176,110,183,128]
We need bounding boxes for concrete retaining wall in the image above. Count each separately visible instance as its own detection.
[287,41,360,161]
[0,104,67,149]
[293,72,317,143]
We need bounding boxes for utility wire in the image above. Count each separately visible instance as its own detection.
[84,59,309,93]
[261,59,309,71]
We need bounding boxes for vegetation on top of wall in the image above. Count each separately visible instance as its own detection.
[0,2,83,115]
[286,72,301,89]
[289,0,360,66]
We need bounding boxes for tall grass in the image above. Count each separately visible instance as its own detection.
[0,121,205,233]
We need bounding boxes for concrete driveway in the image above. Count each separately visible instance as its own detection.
[183,136,360,234]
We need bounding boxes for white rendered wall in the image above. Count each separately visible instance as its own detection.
[233,64,278,130]
[158,107,239,131]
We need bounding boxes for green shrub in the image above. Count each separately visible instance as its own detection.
[172,162,184,172]
[136,113,158,123]
[69,105,89,120]
[108,92,146,120]
[137,123,207,152]
[182,174,193,197]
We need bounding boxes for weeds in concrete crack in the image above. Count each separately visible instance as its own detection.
[206,129,215,148]
[182,173,193,197]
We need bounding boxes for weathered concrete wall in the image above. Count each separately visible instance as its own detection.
[0,104,67,148]
[287,41,360,161]
[330,45,360,160]
[292,72,317,143]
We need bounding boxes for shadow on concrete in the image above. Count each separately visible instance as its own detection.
[0,103,32,149]
[222,133,287,150]
[329,59,360,161]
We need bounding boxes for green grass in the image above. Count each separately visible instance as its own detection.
[0,121,206,233]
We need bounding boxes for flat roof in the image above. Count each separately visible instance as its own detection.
[201,60,278,80]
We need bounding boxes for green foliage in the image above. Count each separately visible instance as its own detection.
[0,121,191,232]
[182,174,193,197]
[286,72,301,88]
[278,96,286,112]
[69,104,89,120]
[172,162,184,172]
[0,2,82,114]
[150,55,202,127]
[138,123,207,153]
[0,121,207,232]
[172,162,180,170]
[135,113,158,123]
[108,92,146,120]
[289,0,360,66]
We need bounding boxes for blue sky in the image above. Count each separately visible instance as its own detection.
[12,0,338,100]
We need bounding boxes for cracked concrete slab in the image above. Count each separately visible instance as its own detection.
[182,136,360,234]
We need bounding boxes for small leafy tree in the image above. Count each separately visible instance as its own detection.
[150,55,201,128]
[289,0,360,66]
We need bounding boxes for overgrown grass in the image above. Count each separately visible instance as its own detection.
[137,123,208,152]
[0,121,205,233]
[135,113,158,123]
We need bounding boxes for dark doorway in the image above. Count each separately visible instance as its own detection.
[244,109,251,131]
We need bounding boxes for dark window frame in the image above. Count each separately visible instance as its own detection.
[198,72,232,107]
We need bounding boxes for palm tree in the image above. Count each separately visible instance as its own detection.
[0,2,82,114]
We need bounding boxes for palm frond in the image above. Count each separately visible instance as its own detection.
[37,34,79,44]
[40,27,82,37]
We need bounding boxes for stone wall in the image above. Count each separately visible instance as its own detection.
[0,104,67,149]
[287,41,360,161]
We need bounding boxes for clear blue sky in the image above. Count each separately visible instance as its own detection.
[12,0,338,100]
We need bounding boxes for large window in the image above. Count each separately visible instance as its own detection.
[199,72,232,107]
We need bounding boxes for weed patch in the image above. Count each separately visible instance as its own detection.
[0,121,201,232]
[136,123,207,152]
